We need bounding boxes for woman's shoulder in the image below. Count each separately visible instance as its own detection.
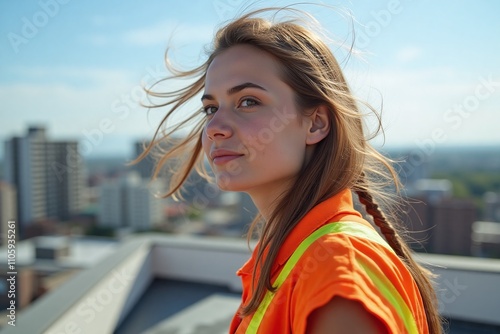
[288,221,426,334]
[295,220,400,273]
[293,220,413,288]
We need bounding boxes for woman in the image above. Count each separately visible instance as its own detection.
[137,7,442,334]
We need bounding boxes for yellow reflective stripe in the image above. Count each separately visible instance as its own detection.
[322,221,394,253]
[246,223,336,332]
[357,259,419,334]
[246,221,400,333]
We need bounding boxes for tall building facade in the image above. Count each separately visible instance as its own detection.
[401,195,476,256]
[431,198,476,256]
[132,138,182,181]
[98,172,164,230]
[99,181,123,228]
[45,141,86,220]
[3,127,85,233]
[4,128,47,225]
[484,192,500,222]
[133,141,156,180]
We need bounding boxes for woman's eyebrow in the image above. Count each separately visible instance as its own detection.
[201,82,267,101]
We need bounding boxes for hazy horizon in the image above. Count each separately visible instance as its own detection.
[1,131,499,162]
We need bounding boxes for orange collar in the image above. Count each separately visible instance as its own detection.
[238,189,364,276]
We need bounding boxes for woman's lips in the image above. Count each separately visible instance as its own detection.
[213,154,242,165]
[210,149,244,165]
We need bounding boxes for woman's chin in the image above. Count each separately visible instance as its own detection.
[215,178,248,193]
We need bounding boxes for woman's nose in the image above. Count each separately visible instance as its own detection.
[204,107,233,141]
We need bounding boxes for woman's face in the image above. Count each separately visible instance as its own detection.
[201,44,312,200]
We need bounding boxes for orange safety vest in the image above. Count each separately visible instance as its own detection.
[229,189,429,334]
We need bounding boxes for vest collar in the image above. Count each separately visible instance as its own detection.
[237,188,363,277]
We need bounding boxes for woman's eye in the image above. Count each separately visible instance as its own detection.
[202,106,218,116]
[239,98,258,108]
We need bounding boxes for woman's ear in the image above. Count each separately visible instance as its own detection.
[306,105,330,145]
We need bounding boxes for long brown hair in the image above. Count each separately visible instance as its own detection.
[135,7,442,333]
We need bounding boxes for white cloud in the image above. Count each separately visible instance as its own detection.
[122,21,214,46]
[0,66,145,140]
[80,21,214,49]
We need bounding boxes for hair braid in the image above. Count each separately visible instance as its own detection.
[355,187,405,258]
[356,179,442,334]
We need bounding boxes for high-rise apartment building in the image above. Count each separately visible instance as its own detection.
[401,195,476,256]
[3,127,85,233]
[132,138,184,181]
[4,127,48,227]
[432,198,476,256]
[45,141,86,220]
[98,172,164,230]
[484,192,500,222]
[133,141,156,180]
[98,181,123,228]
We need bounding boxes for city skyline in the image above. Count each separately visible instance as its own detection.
[1,1,500,159]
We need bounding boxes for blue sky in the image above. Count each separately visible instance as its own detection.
[1,0,499,158]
